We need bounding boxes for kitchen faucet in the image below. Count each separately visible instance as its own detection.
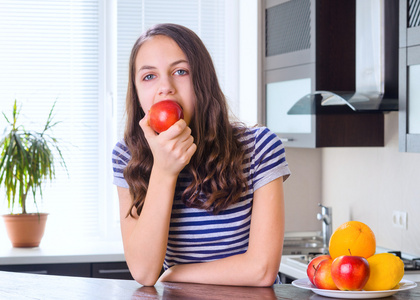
[317,203,332,249]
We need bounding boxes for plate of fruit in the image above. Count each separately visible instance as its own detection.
[292,278,417,299]
[291,221,418,299]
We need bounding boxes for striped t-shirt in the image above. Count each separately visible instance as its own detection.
[112,126,290,271]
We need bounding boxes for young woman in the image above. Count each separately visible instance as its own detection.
[112,23,290,287]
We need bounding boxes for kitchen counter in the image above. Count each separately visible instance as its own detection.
[0,240,125,265]
[1,271,419,300]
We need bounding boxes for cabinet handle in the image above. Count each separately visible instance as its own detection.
[280,138,294,142]
[25,270,48,274]
[98,269,130,274]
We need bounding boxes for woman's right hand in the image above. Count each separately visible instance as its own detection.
[120,115,196,285]
[139,113,197,176]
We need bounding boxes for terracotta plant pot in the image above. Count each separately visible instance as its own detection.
[2,213,48,247]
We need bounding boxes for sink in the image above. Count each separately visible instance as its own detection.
[282,247,328,255]
[282,232,329,255]
[283,236,323,247]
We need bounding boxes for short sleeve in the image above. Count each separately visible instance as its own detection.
[252,127,291,191]
[112,140,130,189]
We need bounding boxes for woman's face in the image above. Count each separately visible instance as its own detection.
[134,35,196,126]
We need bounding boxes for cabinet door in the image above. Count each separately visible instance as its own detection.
[262,0,317,148]
[91,262,164,280]
[265,64,316,148]
[401,46,420,152]
[0,263,91,277]
[91,262,133,280]
[264,0,315,71]
[399,0,420,152]
[408,62,420,135]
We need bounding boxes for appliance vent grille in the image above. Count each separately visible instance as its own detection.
[409,0,420,27]
[265,0,311,57]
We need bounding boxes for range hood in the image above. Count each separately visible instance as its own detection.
[288,0,399,115]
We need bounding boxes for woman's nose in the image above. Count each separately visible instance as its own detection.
[158,77,175,95]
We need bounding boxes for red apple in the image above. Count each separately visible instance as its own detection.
[307,255,331,285]
[331,255,370,291]
[313,258,338,290]
[148,100,184,133]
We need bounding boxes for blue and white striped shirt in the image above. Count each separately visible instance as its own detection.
[112,126,290,271]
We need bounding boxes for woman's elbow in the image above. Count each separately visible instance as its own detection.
[130,268,160,286]
[132,273,159,286]
[252,261,280,287]
[258,272,279,287]
[255,270,278,287]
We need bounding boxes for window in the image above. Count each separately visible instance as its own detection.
[0,0,107,242]
[115,0,239,138]
[0,0,239,243]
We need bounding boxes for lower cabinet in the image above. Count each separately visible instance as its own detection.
[91,262,133,280]
[0,261,133,280]
[279,272,296,284]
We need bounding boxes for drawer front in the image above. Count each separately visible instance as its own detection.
[91,262,133,280]
[0,263,91,277]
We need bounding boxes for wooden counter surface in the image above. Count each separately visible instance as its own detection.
[1,271,419,299]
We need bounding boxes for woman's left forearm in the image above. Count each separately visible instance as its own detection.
[160,178,285,287]
[159,250,281,287]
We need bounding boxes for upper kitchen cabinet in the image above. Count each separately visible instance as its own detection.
[260,0,399,148]
[399,0,420,152]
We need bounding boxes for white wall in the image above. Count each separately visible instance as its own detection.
[322,112,420,256]
[283,112,420,256]
[283,113,420,256]
[282,147,323,232]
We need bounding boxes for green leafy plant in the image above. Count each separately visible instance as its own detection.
[0,100,66,214]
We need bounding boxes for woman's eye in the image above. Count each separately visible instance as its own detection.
[174,69,188,76]
[143,74,155,81]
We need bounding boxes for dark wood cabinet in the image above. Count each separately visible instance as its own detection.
[91,262,133,280]
[0,263,91,277]
[262,0,386,148]
[0,261,134,280]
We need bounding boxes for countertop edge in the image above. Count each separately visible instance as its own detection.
[0,240,126,265]
[0,253,126,265]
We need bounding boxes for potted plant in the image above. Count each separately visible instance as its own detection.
[0,100,66,247]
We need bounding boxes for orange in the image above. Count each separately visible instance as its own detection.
[328,221,376,260]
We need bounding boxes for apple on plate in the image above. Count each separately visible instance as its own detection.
[307,255,331,285]
[148,100,184,133]
[331,254,370,291]
[313,258,338,290]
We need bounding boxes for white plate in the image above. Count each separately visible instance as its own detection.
[291,278,417,299]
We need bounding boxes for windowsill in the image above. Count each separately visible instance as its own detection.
[0,236,125,265]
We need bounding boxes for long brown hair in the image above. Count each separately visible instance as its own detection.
[124,23,247,217]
